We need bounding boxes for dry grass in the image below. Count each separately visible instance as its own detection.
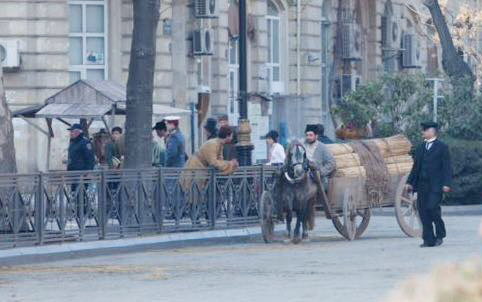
[0,265,168,281]
[386,259,482,302]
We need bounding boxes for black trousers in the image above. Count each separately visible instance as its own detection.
[417,183,446,245]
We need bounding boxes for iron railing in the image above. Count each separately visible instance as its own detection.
[0,166,277,249]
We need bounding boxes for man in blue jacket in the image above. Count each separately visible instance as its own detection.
[67,124,96,218]
[165,116,186,167]
[67,124,95,171]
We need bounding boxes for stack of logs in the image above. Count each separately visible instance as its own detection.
[326,135,414,178]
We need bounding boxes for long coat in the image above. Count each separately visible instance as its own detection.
[407,139,453,208]
[181,138,238,197]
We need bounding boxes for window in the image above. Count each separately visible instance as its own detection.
[69,0,108,83]
[266,1,281,93]
[228,38,239,124]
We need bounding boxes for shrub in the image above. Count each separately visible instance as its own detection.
[334,73,432,142]
[443,137,482,205]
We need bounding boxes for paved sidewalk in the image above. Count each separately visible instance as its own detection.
[0,205,480,262]
[0,215,480,302]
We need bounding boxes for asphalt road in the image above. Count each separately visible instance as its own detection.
[0,215,480,302]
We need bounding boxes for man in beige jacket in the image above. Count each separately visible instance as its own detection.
[181,126,239,196]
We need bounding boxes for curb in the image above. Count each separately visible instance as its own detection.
[0,205,479,262]
[0,224,285,262]
[372,205,482,216]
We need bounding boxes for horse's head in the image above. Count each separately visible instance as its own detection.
[285,140,308,181]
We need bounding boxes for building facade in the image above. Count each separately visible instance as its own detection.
[1,0,479,171]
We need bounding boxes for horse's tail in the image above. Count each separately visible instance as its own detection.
[308,198,316,230]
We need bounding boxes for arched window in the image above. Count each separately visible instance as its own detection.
[266,1,281,93]
[68,0,108,82]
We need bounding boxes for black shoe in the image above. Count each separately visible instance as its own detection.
[420,242,435,248]
[434,238,443,246]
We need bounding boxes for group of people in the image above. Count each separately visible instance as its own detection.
[66,115,336,176]
[66,116,453,248]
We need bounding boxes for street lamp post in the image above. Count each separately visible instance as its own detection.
[236,0,253,166]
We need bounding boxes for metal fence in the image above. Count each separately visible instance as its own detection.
[0,166,277,249]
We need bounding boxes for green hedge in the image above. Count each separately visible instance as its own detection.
[443,137,482,205]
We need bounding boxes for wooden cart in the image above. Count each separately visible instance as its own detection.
[260,135,422,241]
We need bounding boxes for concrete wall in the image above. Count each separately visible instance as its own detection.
[3,0,474,171]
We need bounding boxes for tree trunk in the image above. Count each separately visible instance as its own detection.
[424,0,475,90]
[0,60,17,174]
[124,0,161,169]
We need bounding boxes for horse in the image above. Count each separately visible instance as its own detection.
[271,140,318,243]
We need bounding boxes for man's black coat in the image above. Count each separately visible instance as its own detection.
[407,139,453,208]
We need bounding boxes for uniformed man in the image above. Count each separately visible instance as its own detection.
[67,124,95,218]
[165,116,186,168]
[67,124,95,171]
[406,122,453,248]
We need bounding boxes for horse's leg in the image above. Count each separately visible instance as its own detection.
[302,205,309,240]
[293,210,302,243]
[286,210,292,238]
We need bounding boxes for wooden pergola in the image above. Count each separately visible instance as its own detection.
[12,80,191,169]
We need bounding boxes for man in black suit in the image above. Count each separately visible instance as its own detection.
[406,122,453,247]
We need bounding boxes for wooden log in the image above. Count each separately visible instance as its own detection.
[384,155,413,164]
[334,166,366,178]
[368,135,412,157]
[333,161,413,178]
[327,135,412,158]
[387,162,413,175]
[326,143,354,156]
[334,153,361,169]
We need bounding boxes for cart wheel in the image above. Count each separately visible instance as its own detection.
[395,174,422,238]
[260,191,274,243]
[331,189,371,240]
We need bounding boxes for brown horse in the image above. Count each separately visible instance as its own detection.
[271,140,318,243]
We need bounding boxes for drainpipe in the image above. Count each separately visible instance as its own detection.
[297,0,301,96]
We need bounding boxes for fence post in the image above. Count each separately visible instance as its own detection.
[157,167,164,232]
[79,175,85,241]
[99,170,106,240]
[260,165,265,193]
[137,170,144,235]
[209,168,216,229]
[36,172,44,245]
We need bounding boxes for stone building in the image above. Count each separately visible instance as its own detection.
[1,0,479,171]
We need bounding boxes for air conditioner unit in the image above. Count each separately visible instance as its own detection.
[0,40,20,70]
[342,23,362,60]
[195,0,218,18]
[402,34,421,68]
[192,29,214,56]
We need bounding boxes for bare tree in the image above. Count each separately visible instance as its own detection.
[0,60,17,173]
[124,0,161,168]
[424,0,475,90]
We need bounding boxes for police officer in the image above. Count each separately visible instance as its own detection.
[67,124,95,171]
[67,124,95,218]
[406,122,453,248]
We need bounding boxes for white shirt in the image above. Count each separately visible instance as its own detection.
[304,140,320,162]
[425,137,437,150]
[267,143,286,165]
